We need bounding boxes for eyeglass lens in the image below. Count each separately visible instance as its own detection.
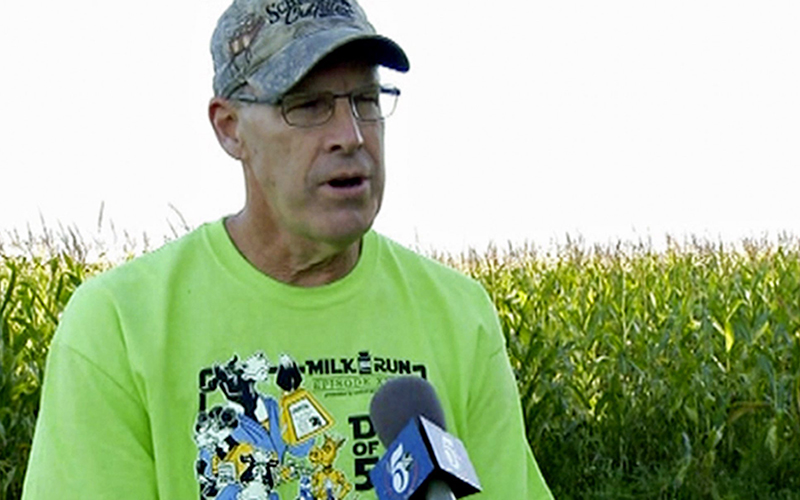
[281,86,399,127]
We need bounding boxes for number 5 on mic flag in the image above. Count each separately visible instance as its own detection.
[370,415,482,499]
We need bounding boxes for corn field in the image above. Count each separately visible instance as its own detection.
[448,236,800,499]
[2,230,799,499]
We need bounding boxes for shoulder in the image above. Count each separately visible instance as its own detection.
[60,222,219,330]
[371,232,492,307]
[372,232,474,282]
[82,222,218,294]
[54,223,220,350]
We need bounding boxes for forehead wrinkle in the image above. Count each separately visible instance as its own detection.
[287,62,379,94]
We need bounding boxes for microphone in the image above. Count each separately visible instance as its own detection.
[368,377,481,499]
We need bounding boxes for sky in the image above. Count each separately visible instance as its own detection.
[1,1,798,254]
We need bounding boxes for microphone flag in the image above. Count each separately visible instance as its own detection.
[370,415,482,499]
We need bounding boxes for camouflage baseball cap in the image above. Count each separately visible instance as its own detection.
[211,0,409,102]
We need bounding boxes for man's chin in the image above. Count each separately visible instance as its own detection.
[313,212,378,249]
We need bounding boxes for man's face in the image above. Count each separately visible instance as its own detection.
[235,60,385,249]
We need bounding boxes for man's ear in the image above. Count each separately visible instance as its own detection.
[209,97,244,160]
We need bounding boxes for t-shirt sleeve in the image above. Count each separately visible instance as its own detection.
[22,282,158,500]
[463,292,554,499]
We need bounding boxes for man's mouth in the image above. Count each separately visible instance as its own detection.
[327,176,366,188]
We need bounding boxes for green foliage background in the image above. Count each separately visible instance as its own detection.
[2,232,799,499]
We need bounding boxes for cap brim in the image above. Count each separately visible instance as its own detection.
[246,27,409,103]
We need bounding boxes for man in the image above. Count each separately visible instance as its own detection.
[23,0,553,498]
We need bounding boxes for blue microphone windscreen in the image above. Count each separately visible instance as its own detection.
[369,376,447,447]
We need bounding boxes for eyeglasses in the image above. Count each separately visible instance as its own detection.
[234,84,401,128]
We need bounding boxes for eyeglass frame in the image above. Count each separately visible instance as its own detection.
[230,84,401,128]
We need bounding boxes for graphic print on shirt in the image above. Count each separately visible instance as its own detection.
[194,350,428,499]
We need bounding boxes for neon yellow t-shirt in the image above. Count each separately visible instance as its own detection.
[23,220,552,499]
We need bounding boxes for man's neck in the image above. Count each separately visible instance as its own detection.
[223,213,362,287]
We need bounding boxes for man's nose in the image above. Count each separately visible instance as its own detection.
[323,96,365,153]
